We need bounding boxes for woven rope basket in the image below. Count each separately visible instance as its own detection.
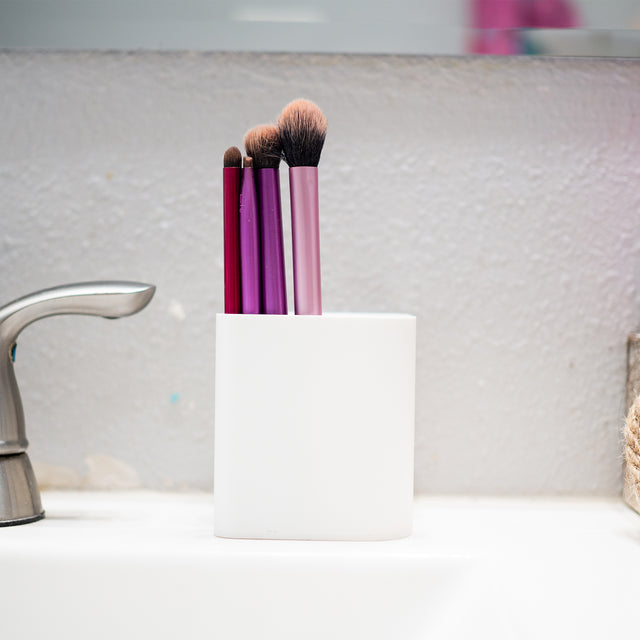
[625,334,640,514]
[624,395,640,513]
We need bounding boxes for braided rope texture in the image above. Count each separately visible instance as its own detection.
[624,395,640,514]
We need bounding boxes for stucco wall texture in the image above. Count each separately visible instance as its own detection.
[0,51,638,495]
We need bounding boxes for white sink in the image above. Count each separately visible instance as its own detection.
[1,493,638,639]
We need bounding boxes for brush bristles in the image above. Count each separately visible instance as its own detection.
[224,146,242,168]
[277,99,327,168]
[243,156,253,168]
[244,125,282,170]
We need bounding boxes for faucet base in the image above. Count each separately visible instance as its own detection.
[0,512,44,527]
[0,453,44,526]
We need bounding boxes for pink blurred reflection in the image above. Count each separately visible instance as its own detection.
[469,0,581,54]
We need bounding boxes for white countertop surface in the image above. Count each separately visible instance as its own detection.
[1,492,639,639]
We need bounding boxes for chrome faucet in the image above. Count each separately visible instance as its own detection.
[0,281,155,526]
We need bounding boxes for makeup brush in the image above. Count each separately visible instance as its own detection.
[239,156,261,314]
[244,125,287,315]
[223,146,242,314]
[277,99,327,316]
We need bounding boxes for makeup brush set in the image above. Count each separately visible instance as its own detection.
[223,99,326,317]
[215,99,416,541]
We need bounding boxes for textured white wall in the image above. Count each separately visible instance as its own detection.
[0,52,638,495]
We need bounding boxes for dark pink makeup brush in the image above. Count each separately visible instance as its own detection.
[223,146,242,314]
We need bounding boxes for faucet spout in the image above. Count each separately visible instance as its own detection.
[0,281,155,347]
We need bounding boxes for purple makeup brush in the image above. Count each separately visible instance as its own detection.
[244,125,287,315]
[239,156,261,314]
[277,99,327,316]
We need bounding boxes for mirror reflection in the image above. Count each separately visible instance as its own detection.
[2,0,640,57]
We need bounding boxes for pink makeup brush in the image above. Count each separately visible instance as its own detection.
[223,146,242,314]
[277,99,327,316]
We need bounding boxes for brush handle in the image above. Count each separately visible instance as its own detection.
[239,167,261,314]
[223,167,242,314]
[289,166,322,315]
[257,168,287,315]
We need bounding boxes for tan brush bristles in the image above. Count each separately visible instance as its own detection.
[243,125,282,169]
[243,156,253,168]
[278,99,327,138]
[223,146,242,168]
[277,98,327,167]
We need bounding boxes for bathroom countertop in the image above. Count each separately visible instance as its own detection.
[1,492,639,639]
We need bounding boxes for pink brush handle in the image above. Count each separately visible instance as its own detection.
[239,167,261,314]
[289,166,321,315]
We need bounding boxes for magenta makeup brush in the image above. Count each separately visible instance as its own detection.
[277,99,327,316]
[244,125,287,315]
[223,146,242,314]
[239,156,261,314]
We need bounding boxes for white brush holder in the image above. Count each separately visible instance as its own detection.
[214,313,416,541]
